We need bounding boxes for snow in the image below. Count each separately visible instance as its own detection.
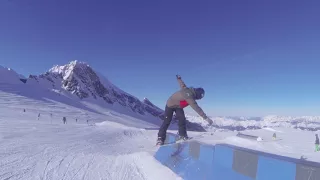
[42,61,165,127]
[0,65,23,84]
[95,70,127,96]
[2,84,320,179]
[262,127,284,133]
[186,114,320,131]
[0,90,181,180]
[49,60,83,79]
[187,127,320,162]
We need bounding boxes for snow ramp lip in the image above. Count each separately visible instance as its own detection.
[154,133,320,180]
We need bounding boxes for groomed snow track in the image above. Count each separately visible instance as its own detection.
[154,133,320,180]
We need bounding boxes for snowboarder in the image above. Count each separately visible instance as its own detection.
[156,75,213,145]
[76,118,78,122]
[273,133,276,140]
[315,134,319,152]
[63,117,67,124]
[37,113,40,120]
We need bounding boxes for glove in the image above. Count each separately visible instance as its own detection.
[176,75,181,79]
[204,117,213,125]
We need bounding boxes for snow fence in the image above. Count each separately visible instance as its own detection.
[154,133,320,180]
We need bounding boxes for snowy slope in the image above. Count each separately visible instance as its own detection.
[0,96,181,180]
[1,91,320,180]
[2,66,320,179]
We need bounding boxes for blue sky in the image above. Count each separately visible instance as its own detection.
[1,0,320,116]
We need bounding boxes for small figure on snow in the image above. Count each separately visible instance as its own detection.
[63,117,67,124]
[38,113,40,120]
[23,109,26,112]
[156,75,213,146]
[76,118,78,123]
[315,134,319,152]
[273,133,277,140]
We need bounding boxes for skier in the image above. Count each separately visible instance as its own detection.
[156,75,213,145]
[315,134,319,152]
[63,117,67,124]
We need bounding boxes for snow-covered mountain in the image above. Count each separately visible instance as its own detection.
[0,65,26,84]
[0,60,205,131]
[187,115,320,131]
[2,61,320,132]
[24,60,164,119]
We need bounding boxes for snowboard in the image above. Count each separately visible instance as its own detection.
[158,137,194,146]
[156,133,206,147]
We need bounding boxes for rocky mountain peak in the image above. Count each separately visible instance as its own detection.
[30,60,165,118]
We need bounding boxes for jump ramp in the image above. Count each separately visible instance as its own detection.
[154,133,320,180]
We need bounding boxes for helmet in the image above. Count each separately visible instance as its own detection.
[194,87,205,100]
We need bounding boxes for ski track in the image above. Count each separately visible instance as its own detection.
[0,108,179,180]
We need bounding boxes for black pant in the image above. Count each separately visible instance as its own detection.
[158,106,187,140]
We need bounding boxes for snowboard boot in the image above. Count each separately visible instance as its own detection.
[156,137,164,146]
[176,135,189,142]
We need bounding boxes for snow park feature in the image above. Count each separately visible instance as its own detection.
[2,61,320,179]
[155,133,320,180]
[236,132,263,141]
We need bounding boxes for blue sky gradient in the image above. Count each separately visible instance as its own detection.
[1,0,320,116]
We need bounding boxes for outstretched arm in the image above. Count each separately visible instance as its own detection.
[185,98,207,119]
[176,75,187,89]
[182,89,213,125]
[185,93,208,119]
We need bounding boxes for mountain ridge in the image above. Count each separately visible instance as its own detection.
[3,61,320,132]
[187,114,320,131]
[26,60,165,119]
